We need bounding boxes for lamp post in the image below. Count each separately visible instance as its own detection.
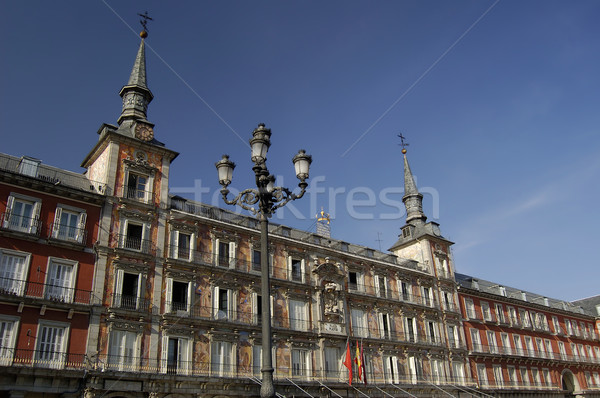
[216,123,312,398]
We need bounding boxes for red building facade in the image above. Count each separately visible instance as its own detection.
[457,273,600,396]
[0,154,104,394]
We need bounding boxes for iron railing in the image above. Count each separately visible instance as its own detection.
[0,212,42,236]
[0,276,94,305]
[114,234,156,255]
[48,222,87,245]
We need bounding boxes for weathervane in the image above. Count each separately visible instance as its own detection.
[138,11,153,38]
[398,133,409,154]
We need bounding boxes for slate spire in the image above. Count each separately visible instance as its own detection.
[402,149,427,224]
[118,31,154,125]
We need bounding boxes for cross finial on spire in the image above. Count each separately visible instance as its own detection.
[398,133,409,154]
[138,11,153,38]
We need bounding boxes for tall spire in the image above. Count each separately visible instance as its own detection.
[402,148,427,225]
[118,30,154,125]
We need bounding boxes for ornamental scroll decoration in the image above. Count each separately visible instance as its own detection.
[312,258,346,323]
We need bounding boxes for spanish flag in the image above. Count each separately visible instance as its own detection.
[355,340,367,384]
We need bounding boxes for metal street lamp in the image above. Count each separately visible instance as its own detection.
[216,123,312,398]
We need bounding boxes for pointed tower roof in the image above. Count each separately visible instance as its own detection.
[402,149,427,224]
[117,32,154,125]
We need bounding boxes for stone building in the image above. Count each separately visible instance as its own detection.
[1,27,599,398]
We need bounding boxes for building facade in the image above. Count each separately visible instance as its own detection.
[1,29,599,398]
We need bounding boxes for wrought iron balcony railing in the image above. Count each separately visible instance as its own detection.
[118,185,156,205]
[1,212,41,236]
[115,234,156,255]
[0,276,94,305]
[48,222,87,245]
[0,347,86,370]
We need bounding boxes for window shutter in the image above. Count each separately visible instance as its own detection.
[171,230,179,259]
[212,286,219,318]
[3,196,15,228]
[29,201,41,234]
[186,281,192,312]
[178,338,190,375]
[231,290,237,320]
[165,278,173,313]
[300,259,305,282]
[52,207,62,239]
[228,242,236,268]
[76,212,87,243]
[287,256,292,280]
[108,330,122,364]
[114,269,124,307]
[135,273,142,309]
[214,238,220,265]
[374,276,380,296]
[160,335,168,374]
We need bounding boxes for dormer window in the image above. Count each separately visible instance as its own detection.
[402,226,411,238]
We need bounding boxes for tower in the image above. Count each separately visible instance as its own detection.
[80,24,178,373]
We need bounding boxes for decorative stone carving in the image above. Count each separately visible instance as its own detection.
[123,156,157,175]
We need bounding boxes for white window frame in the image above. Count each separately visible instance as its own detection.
[161,334,191,375]
[352,308,367,338]
[552,316,562,334]
[289,298,308,331]
[487,331,498,354]
[35,320,69,369]
[288,256,305,283]
[452,361,465,384]
[493,364,503,387]
[405,316,417,342]
[113,268,142,309]
[3,193,41,234]
[398,280,412,302]
[213,285,237,320]
[481,301,492,322]
[0,315,19,366]
[214,238,236,268]
[464,298,476,319]
[124,168,153,204]
[211,340,234,377]
[447,325,460,348]
[476,364,488,387]
[519,367,530,386]
[252,292,273,325]
[558,341,567,360]
[324,347,340,381]
[0,248,30,296]
[375,275,388,298]
[471,329,482,352]
[513,334,524,356]
[170,229,194,261]
[507,306,518,326]
[348,270,364,292]
[426,320,438,344]
[543,368,552,386]
[507,366,517,386]
[430,358,445,384]
[51,204,87,244]
[421,286,433,307]
[379,312,392,339]
[107,329,139,371]
[524,336,534,356]
[495,303,506,324]
[291,348,311,379]
[120,218,150,252]
[44,257,77,303]
[383,355,400,384]
[501,333,511,355]
[165,277,192,314]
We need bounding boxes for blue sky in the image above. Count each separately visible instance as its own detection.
[2,1,599,301]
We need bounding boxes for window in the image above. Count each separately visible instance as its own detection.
[288,256,305,283]
[519,367,530,386]
[447,325,460,348]
[375,275,388,298]
[507,306,518,326]
[421,286,433,307]
[170,230,193,261]
[542,368,552,386]
[493,365,503,387]
[430,359,444,384]
[524,336,534,356]
[215,238,236,268]
[487,331,498,354]
[379,313,392,339]
[349,270,364,292]
[3,193,41,234]
[162,335,191,375]
[211,341,233,376]
[507,366,517,386]
[593,372,600,387]
[587,345,594,361]
[427,321,438,344]
[495,303,506,324]
[252,345,262,376]
[125,171,150,203]
[0,317,18,366]
[531,368,540,385]
[252,293,273,324]
[352,308,367,338]
[442,291,454,310]
[383,355,401,383]
[51,206,87,243]
[552,316,562,334]
[481,301,492,321]
[407,355,423,384]
[324,347,340,380]
[399,280,411,302]
[252,249,261,272]
[558,341,567,360]
[213,286,236,320]
[476,364,488,387]
[565,319,573,335]
[0,249,29,296]
[45,258,76,303]
[113,269,142,309]
[536,338,545,358]
[464,298,476,319]
[107,330,138,371]
[578,344,586,359]
[513,335,524,356]
[544,339,553,358]
[585,372,593,388]
[452,361,465,384]
[291,349,310,379]
[165,278,192,314]
[121,220,150,252]
[519,309,531,328]
[36,322,68,369]
[501,333,511,355]
[289,299,308,331]
[405,317,416,342]
[571,343,580,360]
[471,329,482,352]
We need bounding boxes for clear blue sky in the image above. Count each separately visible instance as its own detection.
[2,1,599,301]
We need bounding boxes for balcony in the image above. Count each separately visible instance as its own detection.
[1,212,41,236]
[118,185,155,205]
[115,234,156,255]
[0,276,94,305]
[0,347,86,370]
[48,222,87,245]
[110,293,155,313]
